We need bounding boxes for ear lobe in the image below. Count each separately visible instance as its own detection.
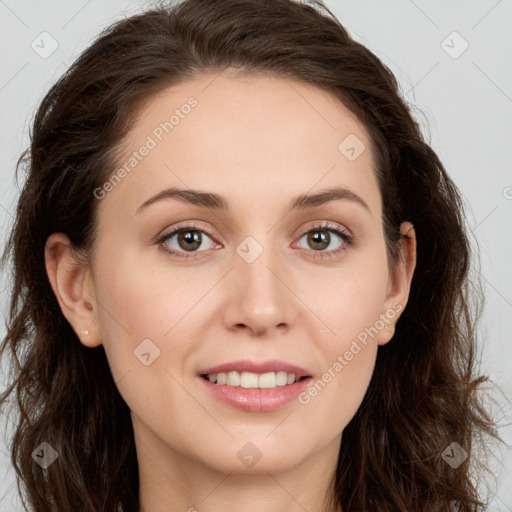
[44,233,102,348]
[377,221,417,346]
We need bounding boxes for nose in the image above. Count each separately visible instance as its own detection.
[221,240,297,337]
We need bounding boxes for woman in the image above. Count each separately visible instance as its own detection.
[0,0,503,511]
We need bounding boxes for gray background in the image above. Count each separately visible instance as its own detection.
[1,0,511,510]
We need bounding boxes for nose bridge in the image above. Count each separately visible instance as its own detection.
[236,232,282,297]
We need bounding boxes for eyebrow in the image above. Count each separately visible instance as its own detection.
[135,186,371,215]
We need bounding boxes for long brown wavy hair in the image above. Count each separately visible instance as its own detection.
[0,0,505,510]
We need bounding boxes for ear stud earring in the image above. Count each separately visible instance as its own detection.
[80,329,90,335]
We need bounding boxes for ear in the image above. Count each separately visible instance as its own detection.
[44,233,102,348]
[377,221,417,346]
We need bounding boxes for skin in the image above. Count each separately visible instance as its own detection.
[45,71,416,512]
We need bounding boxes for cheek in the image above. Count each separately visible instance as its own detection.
[92,245,227,398]
[93,258,199,423]
[307,241,390,343]
[295,246,388,422]
[298,283,384,433]
[91,249,184,377]
[94,236,210,336]
[298,344,377,439]
[328,270,389,339]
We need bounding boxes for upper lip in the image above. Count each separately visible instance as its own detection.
[199,359,311,378]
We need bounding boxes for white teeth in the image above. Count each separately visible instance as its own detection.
[241,371,259,388]
[226,371,240,386]
[204,370,302,389]
[275,371,288,386]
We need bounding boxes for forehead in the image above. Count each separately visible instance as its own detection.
[97,72,381,220]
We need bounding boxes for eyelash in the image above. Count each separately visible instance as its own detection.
[156,220,355,261]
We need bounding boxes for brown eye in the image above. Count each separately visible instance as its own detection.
[293,222,355,261]
[306,230,331,251]
[176,230,203,251]
[157,223,218,260]
[297,227,351,252]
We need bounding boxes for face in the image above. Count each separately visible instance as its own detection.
[47,71,415,482]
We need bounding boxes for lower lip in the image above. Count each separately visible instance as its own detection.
[199,376,312,412]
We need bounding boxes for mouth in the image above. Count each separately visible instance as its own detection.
[198,372,312,413]
[198,359,312,389]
